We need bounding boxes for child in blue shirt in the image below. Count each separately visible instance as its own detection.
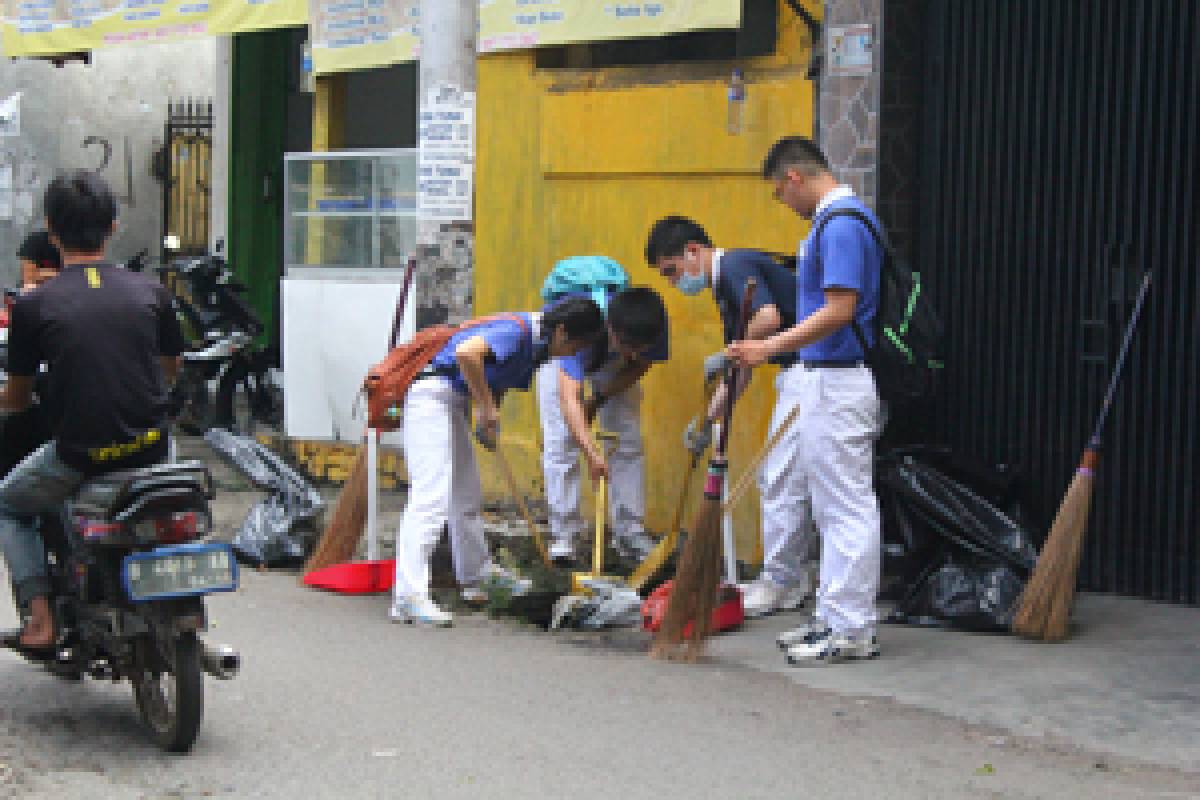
[391,297,606,627]
[536,285,668,564]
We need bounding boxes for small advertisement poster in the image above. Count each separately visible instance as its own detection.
[418,85,474,239]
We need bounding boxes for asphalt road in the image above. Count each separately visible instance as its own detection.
[1,562,1197,800]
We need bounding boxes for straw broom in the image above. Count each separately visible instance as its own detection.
[303,447,370,575]
[302,258,419,578]
[652,279,757,661]
[1012,272,1152,641]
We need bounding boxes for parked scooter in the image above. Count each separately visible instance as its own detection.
[1,460,241,752]
[158,239,280,435]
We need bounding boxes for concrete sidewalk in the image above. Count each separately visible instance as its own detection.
[190,434,1199,776]
[706,594,1200,774]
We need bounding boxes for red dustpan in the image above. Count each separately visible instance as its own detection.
[303,560,395,594]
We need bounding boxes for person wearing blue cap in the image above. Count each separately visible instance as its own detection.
[535,258,669,565]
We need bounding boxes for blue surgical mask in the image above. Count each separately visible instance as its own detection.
[676,269,707,296]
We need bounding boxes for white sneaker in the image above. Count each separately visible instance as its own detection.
[784,627,879,665]
[615,530,656,562]
[775,617,824,650]
[738,577,811,618]
[460,585,487,605]
[389,595,453,628]
[549,538,575,564]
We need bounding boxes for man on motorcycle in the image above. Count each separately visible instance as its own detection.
[0,170,185,653]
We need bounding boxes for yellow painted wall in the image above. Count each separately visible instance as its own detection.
[474,0,822,560]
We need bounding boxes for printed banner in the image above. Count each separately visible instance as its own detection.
[3,0,210,56]
[2,0,306,57]
[3,0,741,68]
[308,0,418,75]
[478,0,741,53]
[209,0,307,35]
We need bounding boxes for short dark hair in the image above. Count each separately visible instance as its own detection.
[761,136,831,180]
[608,286,667,349]
[542,295,606,343]
[644,215,712,265]
[44,170,117,254]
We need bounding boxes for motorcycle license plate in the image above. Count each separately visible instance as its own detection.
[123,543,239,603]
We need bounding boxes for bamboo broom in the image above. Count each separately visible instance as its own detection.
[652,279,757,661]
[1011,272,1152,641]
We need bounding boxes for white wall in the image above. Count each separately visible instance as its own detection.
[0,38,217,284]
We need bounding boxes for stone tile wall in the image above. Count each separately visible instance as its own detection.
[819,0,883,208]
[414,222,474,329]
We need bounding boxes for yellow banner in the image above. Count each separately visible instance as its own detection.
[4,0,741,68]
[2,0,307,57]
[3,0,209,56]
[478,0,741,52]
[309,0,418,75]
[209,0,307,35]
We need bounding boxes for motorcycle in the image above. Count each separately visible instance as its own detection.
[158,243,280,435]
[1,460,241,752]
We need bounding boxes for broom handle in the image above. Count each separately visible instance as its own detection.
[722,402,802,511]
[667,378,720,530]
[1088,271,1152,448]
[716,279,759,458]
[490,442,552,567]
[388,256,419,349]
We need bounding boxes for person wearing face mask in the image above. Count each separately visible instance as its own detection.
[391,297,607,627]
[644,215,816,618]
[537,283,669,565]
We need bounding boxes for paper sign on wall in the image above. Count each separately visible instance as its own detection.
[0,93,21,138]
[418,86,474,240]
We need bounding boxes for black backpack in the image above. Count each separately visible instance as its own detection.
[810,208,944,407]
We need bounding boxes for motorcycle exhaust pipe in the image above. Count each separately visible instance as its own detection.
[201,643,240,680]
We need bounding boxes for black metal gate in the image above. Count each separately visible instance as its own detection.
[917,0,1199,603]
[159,99,213,258]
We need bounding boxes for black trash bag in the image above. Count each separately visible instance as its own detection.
[878,447,1038,633]
[887,554,1027,632]
[205,429,324,567]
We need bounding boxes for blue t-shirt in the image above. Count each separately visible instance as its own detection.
[545,291,670,382]
[795,197,883,362]
[429,313,542,395]
[714,249,798,366]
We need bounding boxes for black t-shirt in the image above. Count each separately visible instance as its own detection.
[16,230,63,276]
[715,249,799,365]
[7,263,186,475]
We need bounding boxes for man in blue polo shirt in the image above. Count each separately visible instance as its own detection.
[537,286,669,564]
[644,216,818,618]
[728,136,885,665]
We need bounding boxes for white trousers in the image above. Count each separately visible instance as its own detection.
[393,377,492,600]
[758,364,883,635]
[536,361,645,543]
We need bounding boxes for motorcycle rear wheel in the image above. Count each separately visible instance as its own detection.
[131,631,204,753]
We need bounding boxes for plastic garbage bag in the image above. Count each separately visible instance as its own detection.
[234,495,309,566]
[878,447,1038,633]
[550,579,643,631]
[205,429,324,567]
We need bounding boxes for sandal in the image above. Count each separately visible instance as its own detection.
[1,627,57,660]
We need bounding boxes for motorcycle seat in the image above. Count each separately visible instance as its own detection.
[72,461,213,521]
